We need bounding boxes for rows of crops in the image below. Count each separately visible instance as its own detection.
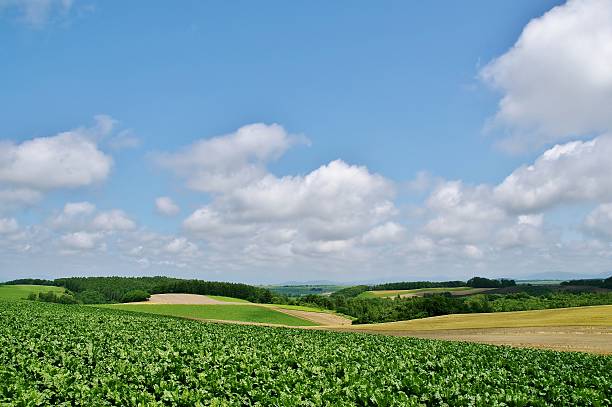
[1,301,610,406]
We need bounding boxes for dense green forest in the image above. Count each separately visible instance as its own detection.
[4,275,611,324]
[561,276,612,289]
[3,276,273,305]
[331,277,517,298]
[280,290,612,324]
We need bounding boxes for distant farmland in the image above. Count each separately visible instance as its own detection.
[360,287,492,298]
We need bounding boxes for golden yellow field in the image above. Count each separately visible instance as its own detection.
[347,305,612,331]
[330,306,612,354]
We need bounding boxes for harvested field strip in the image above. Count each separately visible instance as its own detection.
[273,308,353,326]
[362,287,493,298]
[206,295,250,303]
[347,305,612,331]
[373,326,612,355]
[99,303,318,326]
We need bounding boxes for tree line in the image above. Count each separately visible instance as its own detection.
[3,276,273,305]
[281,290,612,324]
[330,277,517,299]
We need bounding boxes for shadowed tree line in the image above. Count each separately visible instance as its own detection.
[3,277,273,305]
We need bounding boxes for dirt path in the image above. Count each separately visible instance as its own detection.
[329,326,612,354]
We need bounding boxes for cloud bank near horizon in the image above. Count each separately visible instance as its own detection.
[2,0,612,283]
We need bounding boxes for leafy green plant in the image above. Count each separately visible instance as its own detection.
[0,300,610,406]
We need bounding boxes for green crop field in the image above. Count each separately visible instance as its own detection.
[0,284,64,300]
[1,301,610,406]
[206,295,251,303]
[98,303,317,326]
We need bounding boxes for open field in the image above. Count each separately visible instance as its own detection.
[99,303,318,326]
[359,287,493,298]
[2,300,610,405]
[335,305,612,354]
[129,293,353,326]
[137,293,250,305]
[0,284,64,300]
[263,284,347,297]
[206,295,250,303]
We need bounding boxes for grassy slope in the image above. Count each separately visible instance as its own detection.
[360,286,477,298]
[99,304,318,326]
[0,285,64,300]
[349,305,612,331]
[206,295,251,303]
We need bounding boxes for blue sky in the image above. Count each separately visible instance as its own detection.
[1,0,612,283]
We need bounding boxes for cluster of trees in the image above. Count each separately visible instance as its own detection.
[53,277,273,304]
[276,290,612,324]
[372,281,465,291]
[466,277,516,288]
[27,291,78,304]
[329,277,517,299]
[561,276,612,289]
[5,276,273,305]
[3,278,57,286]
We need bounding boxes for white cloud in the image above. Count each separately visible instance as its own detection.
[91,210,135,231]
[155,196,180,216]
[362,222,405,245]
[50,201,96,229]
[584,203,612,239]
[183,207,253,237]
[63,201,96,217]
[0,218,18,234]
[424,181,505,242]
[0,0,74,26]
[107,130,141,150]
[164,237,198,256]
[463,245,483,259]
[480,0,612,151]
[156,123,308,193]
[0,119,113,191]
[0,188,42,212]
[61,231,101,250]
[494,134,612,213]
[184,160,396,244]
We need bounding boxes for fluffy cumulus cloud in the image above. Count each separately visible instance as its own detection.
[61,231,102,251]
[91,210,136,231]
[155,197,180,216]
[0,0,74,26]
[156,123,308,193]
[183,159,397,257]
[0,217,18,234]
[494,134,612,213]
[424,181,505,242]
[164,237,198,256]
[0,116,114,213]
[0,130,111,190]
[480,0,612,151]
[584,204,612,239]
